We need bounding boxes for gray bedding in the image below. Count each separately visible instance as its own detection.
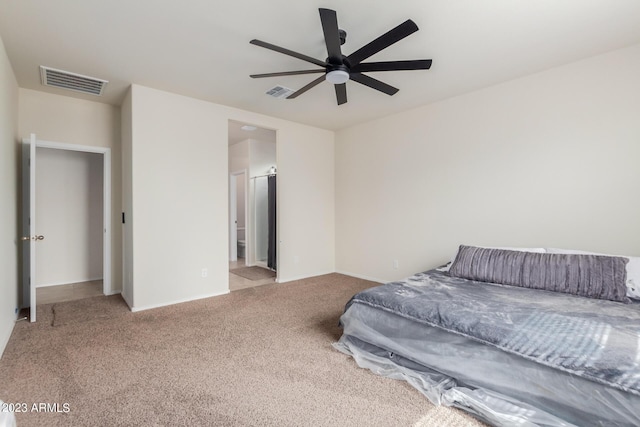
[345,270,640,396]
[337,269,640,425]
[450,245,630,302]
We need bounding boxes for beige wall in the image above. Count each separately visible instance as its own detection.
[128,85,230,309]
[229,139,249,175]
[274,124,335,281]
[249,139,276,178]
[35,148,103,286]
[336,44,640,283]
[18,89,122,292]
[125,84,335,310]
[0,36,19,357]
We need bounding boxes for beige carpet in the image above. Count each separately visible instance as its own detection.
[230,266,276,281]
[0,274,487,427]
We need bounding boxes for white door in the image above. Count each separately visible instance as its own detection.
[21,134,40,322]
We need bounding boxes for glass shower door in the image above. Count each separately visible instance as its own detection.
[254,176,269,266]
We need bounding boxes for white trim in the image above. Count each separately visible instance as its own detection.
[103,149,112,295]
[104,289,121,296]
[130,290,230,312]
[24,138,113,298]
[29,134,36,321]
[333,270,386,284]
[33,140,108,154]
[276,270,337,284]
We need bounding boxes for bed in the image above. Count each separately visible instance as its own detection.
[334,245,640,426]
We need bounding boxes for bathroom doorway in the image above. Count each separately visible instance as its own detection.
[228,120,277,291]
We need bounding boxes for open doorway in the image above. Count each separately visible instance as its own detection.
[228,120,277,291]
[35,147,103,304]
[21,136,112,321]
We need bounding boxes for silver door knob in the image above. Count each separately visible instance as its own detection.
[21,235,45,241]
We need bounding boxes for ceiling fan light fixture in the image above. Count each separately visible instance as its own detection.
[326,70,349,85]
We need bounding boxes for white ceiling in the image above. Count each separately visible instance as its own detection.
[228,120,276,146]
[1,0,639,131]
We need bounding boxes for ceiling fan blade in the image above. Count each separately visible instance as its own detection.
[350,73,399,96]
[347,20,419,66]
[319,8,343,64]
[250,69,325,78]
[335,83,347,105]
[352,59,432,73]
[287,75,326,99]
[250,39,327,68]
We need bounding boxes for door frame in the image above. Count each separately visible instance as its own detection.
[229,169,248,263]
[26,138,112,298]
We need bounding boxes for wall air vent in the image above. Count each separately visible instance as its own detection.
[39,66,108,96]
[265,85,294,99]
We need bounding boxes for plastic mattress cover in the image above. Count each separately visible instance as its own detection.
[333,272,640,427]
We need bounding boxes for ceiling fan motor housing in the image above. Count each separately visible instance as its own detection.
[327,61,350,73]
[339,29,347,45]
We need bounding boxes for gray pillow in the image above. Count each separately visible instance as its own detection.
[449,245,629,302]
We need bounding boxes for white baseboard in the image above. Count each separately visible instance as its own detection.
[36,277,103,288]
[334,270,386,284]
[130,289,230,313]
[104,289,121,296]
[276,270,337,284]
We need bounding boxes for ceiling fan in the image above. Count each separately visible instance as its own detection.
[249,8,432,105]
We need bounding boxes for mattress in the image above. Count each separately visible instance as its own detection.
[334,270,640,426]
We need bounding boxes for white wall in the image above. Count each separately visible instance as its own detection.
[229,139,249,174]
[35,148,103,286]
[336,44,640,283]
[18,89,122,292]
[274,123,334,281]
[0,36,19,357]
[229,137,276,179]
[129,85,230,310]
[125,84,334,310]
[249,139,276,177]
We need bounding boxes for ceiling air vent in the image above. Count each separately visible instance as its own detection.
[265,85,293,99]
[40,66,108,96]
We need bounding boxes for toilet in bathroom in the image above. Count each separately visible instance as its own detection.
[237,239,246,259]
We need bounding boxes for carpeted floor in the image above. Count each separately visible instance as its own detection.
[0,273,486,426]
